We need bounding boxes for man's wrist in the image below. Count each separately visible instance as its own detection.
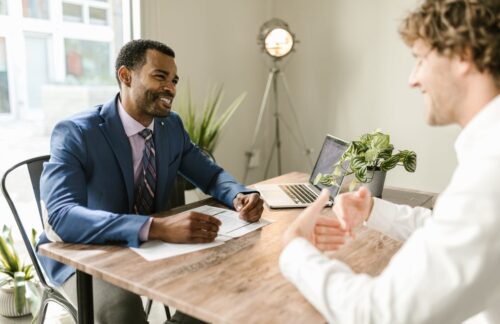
[148,218,165,241]
[365,197,375,222]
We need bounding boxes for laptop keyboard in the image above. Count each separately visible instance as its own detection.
[279,184,318,204]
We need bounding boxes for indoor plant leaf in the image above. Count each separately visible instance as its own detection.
[13,271,27,314]
[371,132,390,149]
[380,154,400,171]
[365,148,380,163]
[175,83,246,155]
[0,235,18,273]
[400,150,417,172]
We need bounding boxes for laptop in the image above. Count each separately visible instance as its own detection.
[255,135,350,208]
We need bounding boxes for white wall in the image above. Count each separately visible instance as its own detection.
[141,0,461,193]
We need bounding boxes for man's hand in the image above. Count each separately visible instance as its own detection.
[333,186,374,237]
[148,211,221,243]
[283,189,346,251]
[313,215,347,251]
[233,193,264,223]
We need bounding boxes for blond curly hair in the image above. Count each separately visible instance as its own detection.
[399,0,500,88]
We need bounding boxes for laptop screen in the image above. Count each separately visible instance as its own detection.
[309,135,350,197]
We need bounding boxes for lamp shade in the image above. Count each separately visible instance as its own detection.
[258,18,296,59]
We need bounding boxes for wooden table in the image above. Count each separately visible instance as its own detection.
[39,172,436,324]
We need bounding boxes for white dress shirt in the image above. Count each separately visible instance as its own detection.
[280,95,500,324]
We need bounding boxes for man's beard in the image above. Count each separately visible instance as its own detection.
[142,89,172,118]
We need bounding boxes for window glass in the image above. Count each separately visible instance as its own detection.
[22,0,50,19]
[0,37,10,113]
[89,6,107,25]
[65,39,113,85]
[25,34,50,110]
[62,2,83,22]
[0,0,7,15]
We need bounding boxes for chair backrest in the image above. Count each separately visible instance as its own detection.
[1,155,51,287]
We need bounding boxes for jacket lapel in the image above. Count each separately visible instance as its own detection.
[154,117,170,212]
[98,94,135,211]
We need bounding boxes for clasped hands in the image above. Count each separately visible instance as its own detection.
[282,187,374,251]
[149,193,263,243]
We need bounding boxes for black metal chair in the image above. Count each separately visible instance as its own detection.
[1,155,78,323]
[1,155,191,322]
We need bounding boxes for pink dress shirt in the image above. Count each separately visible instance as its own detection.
[117,99,153,242]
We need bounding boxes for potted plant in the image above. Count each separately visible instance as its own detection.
[0,225,41,318]
[174,83,246,190]
[315,130,416,197]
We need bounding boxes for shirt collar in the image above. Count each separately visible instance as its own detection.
[454,94,500,160]
[117,96,154,137]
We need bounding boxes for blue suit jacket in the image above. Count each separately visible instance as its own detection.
[39,94,251,285]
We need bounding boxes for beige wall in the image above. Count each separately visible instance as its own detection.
[141,0,461,193]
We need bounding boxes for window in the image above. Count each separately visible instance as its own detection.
[0,0,126,118]
[63,2,83,23]
[0,37,10,113]
[22,0,50,19]
[89,6,107,25]
[65,39,113,85]
[25,33,51,110]
[0,0,7,15]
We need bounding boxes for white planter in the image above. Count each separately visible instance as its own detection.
[0,286,30,317]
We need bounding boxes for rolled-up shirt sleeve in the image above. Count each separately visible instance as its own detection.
[366,198,432,241]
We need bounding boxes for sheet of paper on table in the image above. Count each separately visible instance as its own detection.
[131,205,272,261]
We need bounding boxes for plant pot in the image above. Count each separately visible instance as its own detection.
[0,286,30,317]
[364,170,386,198]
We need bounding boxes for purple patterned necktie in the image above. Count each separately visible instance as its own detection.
[134,128,156,215]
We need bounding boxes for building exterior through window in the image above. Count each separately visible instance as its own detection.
[0,0,128,120]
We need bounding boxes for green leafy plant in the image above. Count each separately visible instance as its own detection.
[315,130,417,191]
[0,225,41,317]
[175,84,247,155]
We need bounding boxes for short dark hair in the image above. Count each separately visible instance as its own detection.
[399,0,500,88]
[115,39,175,87]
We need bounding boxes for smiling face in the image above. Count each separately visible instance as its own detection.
[119,49,179,126]
[408,39,464,126]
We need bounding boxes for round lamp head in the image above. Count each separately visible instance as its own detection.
[258,18,296,59]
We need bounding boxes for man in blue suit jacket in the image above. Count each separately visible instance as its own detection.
[39,39,263,324]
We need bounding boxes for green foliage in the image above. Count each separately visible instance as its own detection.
[315,130,417,188]
[0,225,40,316]
[175,84,247,154]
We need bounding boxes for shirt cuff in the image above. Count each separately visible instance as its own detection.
[366,198,398,234]
[139,217,153,242]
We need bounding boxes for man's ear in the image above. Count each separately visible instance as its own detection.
[457,47,475,75]
[117,66,132,87]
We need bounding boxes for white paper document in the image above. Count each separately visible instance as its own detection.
[130,205,271,261]
[130,239,225,261]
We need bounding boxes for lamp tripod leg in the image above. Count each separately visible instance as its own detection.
[264,136,278,179]
[278,71,315,168]
[243,68,277,183]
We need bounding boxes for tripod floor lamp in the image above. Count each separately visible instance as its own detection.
[243,18,313,183]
